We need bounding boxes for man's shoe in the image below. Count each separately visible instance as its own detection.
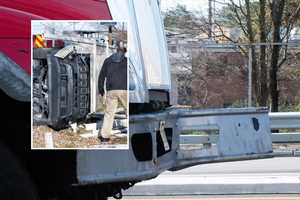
[98,135,110,143]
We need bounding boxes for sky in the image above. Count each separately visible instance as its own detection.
[32,21,126,36]
[31,1,226,34]
[161,0,227,14]
[161,0,208,13]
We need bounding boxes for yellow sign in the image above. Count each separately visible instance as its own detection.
[34,34,46,48]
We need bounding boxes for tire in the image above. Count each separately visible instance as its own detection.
[0,143,39,200]
[49,119,69,131]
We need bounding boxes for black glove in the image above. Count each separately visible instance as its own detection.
[99,88,105,96]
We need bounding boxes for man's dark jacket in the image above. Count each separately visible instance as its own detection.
[98,52,127,95]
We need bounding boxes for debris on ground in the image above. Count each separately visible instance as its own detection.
[32,125,127,149]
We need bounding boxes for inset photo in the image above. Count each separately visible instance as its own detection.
[31,20,128,149]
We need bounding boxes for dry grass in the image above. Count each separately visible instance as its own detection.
[32,125,127,149]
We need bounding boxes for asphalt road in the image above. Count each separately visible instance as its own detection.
[165,157,300,174]
[120,195,300,200]
[124,157,300,196]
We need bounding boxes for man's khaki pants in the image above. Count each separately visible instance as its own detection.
[100,90,128,139]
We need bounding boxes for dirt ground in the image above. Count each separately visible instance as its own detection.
[32,125,127,149]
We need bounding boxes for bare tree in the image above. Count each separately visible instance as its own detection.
[269,0,285,112]
[164,1,300,110]
[216,0,300,110]
[258,0,268,106]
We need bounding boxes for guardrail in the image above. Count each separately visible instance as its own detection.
[180,112,300,144]
[180,133,300,144]
[269,112,300,129]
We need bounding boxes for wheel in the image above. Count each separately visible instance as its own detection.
[49,119,69,131]
[0,143,39,200]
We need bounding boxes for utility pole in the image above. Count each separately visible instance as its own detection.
[248,46,252,107]
[208,0,213,39]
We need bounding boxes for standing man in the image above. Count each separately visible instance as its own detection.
[98,42,127,143]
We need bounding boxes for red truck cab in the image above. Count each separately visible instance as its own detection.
[0,1,113,199]
[0,0,111,74]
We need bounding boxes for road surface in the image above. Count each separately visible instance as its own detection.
[124,157,300,196]
[120,195,300,200]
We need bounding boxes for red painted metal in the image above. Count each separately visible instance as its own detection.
[0,0,112,74]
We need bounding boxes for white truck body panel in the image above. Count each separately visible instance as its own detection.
[108,0,171,103]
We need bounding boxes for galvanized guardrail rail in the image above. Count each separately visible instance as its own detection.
[269,112,300,129]
[180,112,300,157]
[180,112,300,144]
